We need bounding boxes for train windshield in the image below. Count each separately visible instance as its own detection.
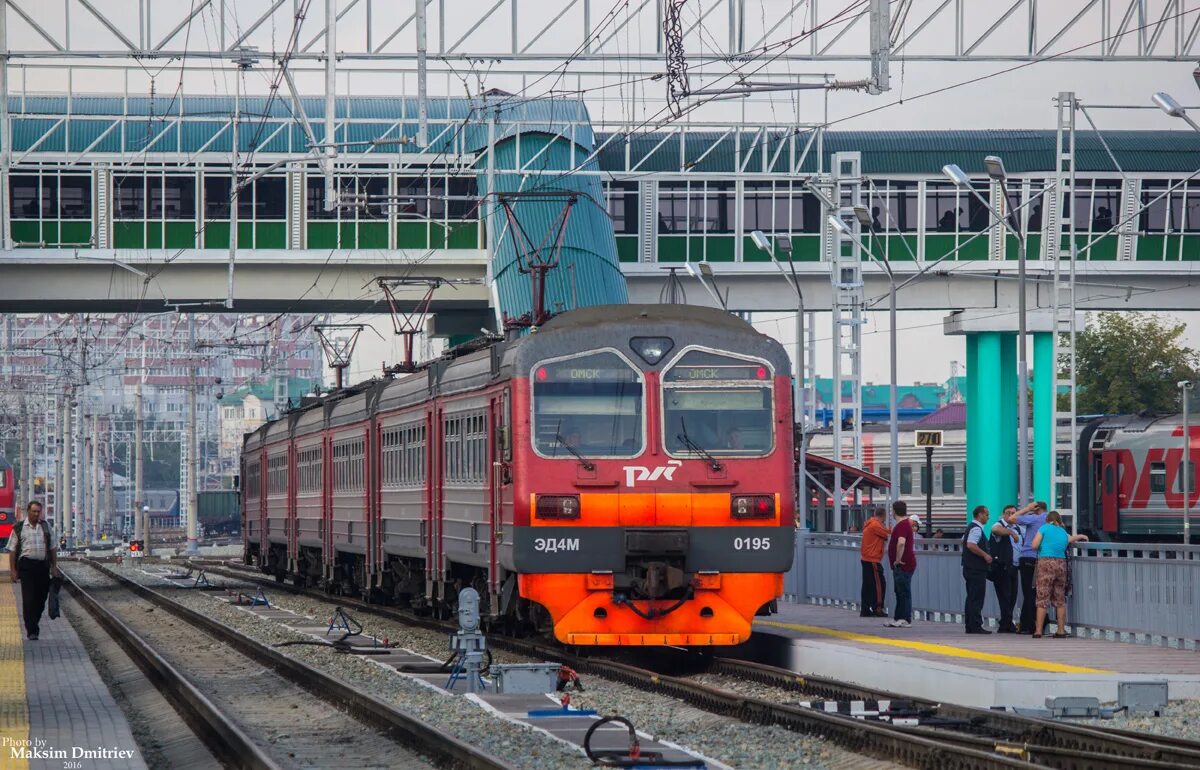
[532,351,644,458]
[661,350,774,457]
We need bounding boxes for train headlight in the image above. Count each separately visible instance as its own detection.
[731,494,775,519]
[630,337,674,365]
[535,494,581,520]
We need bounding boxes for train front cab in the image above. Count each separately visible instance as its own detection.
[511,319,795,646]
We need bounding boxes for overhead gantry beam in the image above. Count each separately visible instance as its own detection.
[2,0,1196,68]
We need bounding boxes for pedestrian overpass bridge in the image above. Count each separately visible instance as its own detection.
[3,247,1197,317]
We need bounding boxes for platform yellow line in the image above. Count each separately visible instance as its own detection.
[0,570,30,770]
[757,620,1114,674]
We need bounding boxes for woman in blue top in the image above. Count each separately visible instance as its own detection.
[1030,511,1089,638]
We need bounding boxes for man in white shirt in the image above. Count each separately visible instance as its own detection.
[7,501,60,640]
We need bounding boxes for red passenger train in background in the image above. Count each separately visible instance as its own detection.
[243,305,796,646]
[0,457,15,544]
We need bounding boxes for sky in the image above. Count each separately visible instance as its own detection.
[10,0,1198,386]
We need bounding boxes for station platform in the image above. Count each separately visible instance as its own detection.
[0,567,146,770]
[748,603,1200,710]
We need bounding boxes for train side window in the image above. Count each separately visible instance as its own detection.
[919,465,929,495]
[1103,464,1114,494]
[942,465,955,495]
[878,465,890,482]
[1149,462,1166,493]
[1175,461,1195,493]
[900,466,913,495]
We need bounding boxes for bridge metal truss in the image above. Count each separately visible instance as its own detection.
[1,0,1195,69]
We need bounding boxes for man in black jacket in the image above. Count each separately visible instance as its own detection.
[961,505,993,635]
[989,505,1022,633]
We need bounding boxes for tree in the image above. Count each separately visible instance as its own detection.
[1071,312,1199,414]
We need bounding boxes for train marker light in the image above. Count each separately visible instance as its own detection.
[755,367,768,379]
[731,494,775,519]
[535,494,581,519]
[536,367,548,381]
[630,337,674,365]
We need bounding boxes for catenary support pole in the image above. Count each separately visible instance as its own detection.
[135,380,144,547]
[187,315,199,555]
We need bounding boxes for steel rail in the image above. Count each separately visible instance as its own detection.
[187,560,1032,769]
[79,560,515,770]
[62,573,281,770]
[197,558,1200,769]
[710,656,1200,768]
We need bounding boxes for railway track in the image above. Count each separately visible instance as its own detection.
[176,560,1036,768]
[68,561,514,770]
[191,557,1200,770]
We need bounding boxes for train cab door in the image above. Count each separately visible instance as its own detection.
[487,389,512,617]
[1099,450,1120,533]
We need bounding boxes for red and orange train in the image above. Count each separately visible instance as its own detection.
[243,304,796,646]
[0,457,14,544]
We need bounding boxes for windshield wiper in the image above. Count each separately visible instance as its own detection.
[554,431,595,471]
[677,418,723,471]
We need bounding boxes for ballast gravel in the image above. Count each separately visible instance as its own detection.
[1077,700,1200,743]
[95,560,897,769]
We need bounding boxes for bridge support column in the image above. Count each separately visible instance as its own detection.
[1033,332,1055,507]
[964,332,1017,527]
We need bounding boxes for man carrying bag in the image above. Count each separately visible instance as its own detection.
[7,501,61,640]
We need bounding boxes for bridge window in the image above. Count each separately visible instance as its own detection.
[743,180,817,234]
[1140,180,1184,233]
[307,174,388,221]
[604,180,639,235]
[115,174,195,220]
[1072,179,1121,233]
[9,173,93,246]
[865,180,917,233]
[926,181,989,233]
[657,180,734,234]
[532,350,644,458]
[662,349,774,457]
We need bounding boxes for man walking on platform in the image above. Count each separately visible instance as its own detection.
[989,505,1022,633]
[7,501,60,640]
[1015,500,1048,634]
[886,501,917,628]
[962,505,994,634]
[860,506,890,617]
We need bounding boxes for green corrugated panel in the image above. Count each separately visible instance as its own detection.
[476,128,627,324]
[12,119,64,152]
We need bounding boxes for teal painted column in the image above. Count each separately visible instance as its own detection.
[998,333,1018,526]
[1033,332,1055,507]
[965,332,1018,527]
[965,335,982,527]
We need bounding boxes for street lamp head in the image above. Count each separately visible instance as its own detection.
[942,163,972,189]
[826,214,851,236]
[851,206,873,229]
[775,234,793,255]
[984,155,1007,181]
[1153,91,1186,118]
[750,230,772,253]
[698,261,715,277]
[1180,380,1196,390]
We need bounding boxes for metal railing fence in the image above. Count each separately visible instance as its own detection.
[784,532,1200,649]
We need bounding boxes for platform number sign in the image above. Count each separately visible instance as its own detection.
[914,430,943,448]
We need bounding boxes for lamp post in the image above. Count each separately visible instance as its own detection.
[943,160,1031,506]
[750,230,807,527]
[1181,380,1195,544]
[827,211,902,515]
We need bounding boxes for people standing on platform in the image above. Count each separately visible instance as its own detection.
[1031,511,1089,638]
[989,505,1023,633]
[860,506,891,617]
[6,501,60,641]
[961,505,994,634]
[886,501,917,628]
[1015,500,1049,635]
